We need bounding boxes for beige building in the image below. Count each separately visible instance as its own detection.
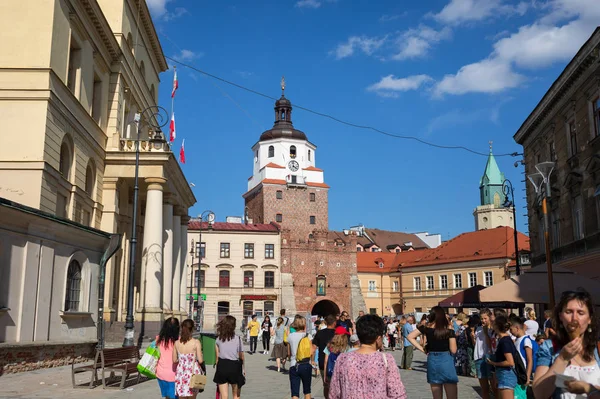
[0,0,195,342]
[514,27,600,279]
[357,253,402,316]
[187,220,281,331]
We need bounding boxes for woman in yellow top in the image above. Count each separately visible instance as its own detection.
[248,314,260,354]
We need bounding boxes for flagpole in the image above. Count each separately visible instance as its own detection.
[170,66,176,148]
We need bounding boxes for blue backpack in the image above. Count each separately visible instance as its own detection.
[326,351,340,377]
[519,336,539,372]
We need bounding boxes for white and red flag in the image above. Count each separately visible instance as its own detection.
[179,139,186,164]
[169,112,176,142]
[171,67,178,98]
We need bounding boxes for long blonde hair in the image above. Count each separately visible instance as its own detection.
[328,334,348,354]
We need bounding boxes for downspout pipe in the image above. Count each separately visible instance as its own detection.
[97,234,122,350]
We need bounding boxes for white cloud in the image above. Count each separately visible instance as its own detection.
[172,49,203,62]
[379,13,406,23]
[295,0,321,8]
[393,25,452,60]
[434,58,525,96]
[332,36,387,60]
[433,0,529,25]
[146,0,172,16]
[367,74,433,97]
[163,7,188,21]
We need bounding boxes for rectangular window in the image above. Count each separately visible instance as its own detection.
[568,120,578,157]
[276,213,282,223]
[67,42,81,96]
[468,272,477,287]
[276,190,282,199]
[414,277,421,291]
[219,270,230,288]
[368,280,376,292]
[440,275,448,290]
[195,241,206,258]
[551,209,561,248]
[548,141,557,162]
[244,243,254,259]
[194,270,205,288]
[91,73,103,124]
[310,216,316,224]
[573,195,584,240]
[426,276,434,290]
[369,308,377,315]
[56,194,68,218]
[310,193,316,202]
[484,271,493,286]
[264,271,275,288]
[265,244,275,259]
[243,301,253,318]
[220,243,230,258]
[594,98,600,138]
[454,273,462,289]
[392,281,399,292]
[244,271,254,288]
[264,301,274,314]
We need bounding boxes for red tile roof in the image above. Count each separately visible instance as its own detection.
[303,166,323,172]
[188,221,280,232]
[261,178,330,188]
[357,252,398,273]
[396,226,530,269]
[357,228,429,250]
[263,162,285,169]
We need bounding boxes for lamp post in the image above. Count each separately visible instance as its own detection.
[123,105,169,347]
[502,178,523,316]
[189,239,195,319]
[527,162,556,310]
[196,210,215,332]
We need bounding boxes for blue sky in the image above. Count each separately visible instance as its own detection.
[147,0,599,240]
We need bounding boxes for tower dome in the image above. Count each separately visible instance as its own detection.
[259,77,307,142]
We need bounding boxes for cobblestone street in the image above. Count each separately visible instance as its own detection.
[0,344,482,399]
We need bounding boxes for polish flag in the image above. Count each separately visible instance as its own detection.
[179,139,186,164]
[169,112,176,142]
[171,67,178,98]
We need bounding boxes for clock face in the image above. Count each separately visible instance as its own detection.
[288,160,299,172]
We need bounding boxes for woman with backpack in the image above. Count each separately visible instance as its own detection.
[533,290,600,399]
[287,315,312,399]
[485,315,518,399]
[323,327,349,384]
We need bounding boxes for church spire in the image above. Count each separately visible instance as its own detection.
[479,141,506,207]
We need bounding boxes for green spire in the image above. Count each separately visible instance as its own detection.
[479,142,506,206]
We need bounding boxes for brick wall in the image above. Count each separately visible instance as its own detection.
[0,342,96,375]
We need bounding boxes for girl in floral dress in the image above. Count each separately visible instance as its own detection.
[172,319,204,399]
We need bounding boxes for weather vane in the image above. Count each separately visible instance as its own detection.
[281,76,286,95]
[489,140,493,152]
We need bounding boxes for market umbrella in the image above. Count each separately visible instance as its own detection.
[438,285,522,309]
[479,264,600,305]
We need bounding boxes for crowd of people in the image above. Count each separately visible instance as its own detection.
[150,289,600,399]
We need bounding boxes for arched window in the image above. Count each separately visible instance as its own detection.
[493,192,501,207]
[281,111,285,120]
[64,260,82,311]
[290,145,296,158]
[218,301,229,322]
[59,140,72,178]
[308,149,311,161]
[126,32,134,54]
[219,270,230,287]
[264,301,274,314]
[244,271,254,288]
[85,162,95,196]
[268,145,274,158]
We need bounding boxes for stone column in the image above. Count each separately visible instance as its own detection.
[141,177,166,321]
[162,196,174,313]
[100,177,119,321]
[180,216,190,315]
[172,210,182,317]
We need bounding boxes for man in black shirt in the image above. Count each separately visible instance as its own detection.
[312,314,336,398]
[336,311,353,334]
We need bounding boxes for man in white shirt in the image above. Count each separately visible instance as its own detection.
[387,320,398,351]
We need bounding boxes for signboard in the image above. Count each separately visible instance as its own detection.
[240,294,277,301]
[186,294,207,300]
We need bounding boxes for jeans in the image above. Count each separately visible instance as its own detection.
[467,347,476,376]
[250,336,258,352]
[389,335,396,349]
[262,333,270,351]
[427,351,459,384]
[496,367,517,390]
[289,363,312,397]
[401,346,413,369]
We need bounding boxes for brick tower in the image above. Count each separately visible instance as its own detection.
[243,79,359,317]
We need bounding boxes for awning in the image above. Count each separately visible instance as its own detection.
[438,285,523,309]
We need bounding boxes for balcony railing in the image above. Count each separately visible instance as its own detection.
[119,138,170,152]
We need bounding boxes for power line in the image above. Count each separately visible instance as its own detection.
[164,56,521,158]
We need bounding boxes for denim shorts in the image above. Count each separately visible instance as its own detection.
[289,363,312,397]
[426,351,459,385]
[474,356,492,379]
[157,379,176,399]
[496,367,517,390]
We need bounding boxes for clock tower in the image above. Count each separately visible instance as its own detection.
[244,79,329,240]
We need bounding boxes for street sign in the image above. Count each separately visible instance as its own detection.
[186,294,206,300]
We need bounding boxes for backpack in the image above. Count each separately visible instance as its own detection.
[512,342,528,385]
[519,336,539,373]
[296,334,312,362]
[283,327,289,344]
[326,350,340,377]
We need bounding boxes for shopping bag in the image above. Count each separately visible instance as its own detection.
[189,373,207,390]
[137,340,160,379]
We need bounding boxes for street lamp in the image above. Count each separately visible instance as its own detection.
[196,210,215,332]
[123,105,168,347]
[527,161,556,310]
[503,178,523,317]
[189,239,195,319]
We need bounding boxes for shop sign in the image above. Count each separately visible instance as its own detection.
[240,294,277,301]
[186,294,207,300]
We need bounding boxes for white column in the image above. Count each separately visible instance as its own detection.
[162,198,174,312]
[99,177,119,321]
[141,177,166,320]
[180,218,189,315]
[172,212,182,316]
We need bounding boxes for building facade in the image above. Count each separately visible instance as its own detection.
[0,0,195,342]
[243,83,364,318]
[357,253,402,317]
[514,27,600,279]
[186,221,281,331]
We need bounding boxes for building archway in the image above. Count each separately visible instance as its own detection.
[311,299,340,317]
